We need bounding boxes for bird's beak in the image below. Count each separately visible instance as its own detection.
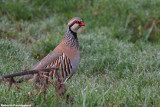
[79,22,85,26]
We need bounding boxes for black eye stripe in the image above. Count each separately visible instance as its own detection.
[74,20,81,24]
[69,23,75,27]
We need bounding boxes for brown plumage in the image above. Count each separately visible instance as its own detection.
[17,17,85,83]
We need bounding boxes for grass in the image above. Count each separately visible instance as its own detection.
[0,0,160,106]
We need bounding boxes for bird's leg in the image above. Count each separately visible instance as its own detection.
[54,70,74,104]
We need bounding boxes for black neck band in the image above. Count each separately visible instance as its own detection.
[69,23,77,37]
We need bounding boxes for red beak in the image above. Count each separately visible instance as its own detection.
[79,22,85,26]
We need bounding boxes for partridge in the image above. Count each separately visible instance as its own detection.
[17,17,85,83]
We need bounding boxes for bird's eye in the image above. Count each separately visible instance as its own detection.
[74,20,79,24]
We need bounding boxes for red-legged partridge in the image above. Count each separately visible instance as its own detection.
[17,17,85,82]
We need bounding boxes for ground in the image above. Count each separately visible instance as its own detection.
[0,0,160,106]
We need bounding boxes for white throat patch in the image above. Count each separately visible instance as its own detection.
[70,24,81,33]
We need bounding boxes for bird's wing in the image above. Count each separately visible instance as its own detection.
[16,51,63,83]
[31,50,63,70]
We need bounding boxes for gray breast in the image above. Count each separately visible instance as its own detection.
[71,54,80,73]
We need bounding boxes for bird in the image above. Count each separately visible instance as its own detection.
[17,17,85,83]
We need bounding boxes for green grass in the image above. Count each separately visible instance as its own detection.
[0,0,160,106]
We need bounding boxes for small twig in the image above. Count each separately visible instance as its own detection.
[0,68,58,80]
[0,68,58,90]
[8,77,22,91]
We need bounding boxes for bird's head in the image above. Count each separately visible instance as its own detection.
[67,17,85,33]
